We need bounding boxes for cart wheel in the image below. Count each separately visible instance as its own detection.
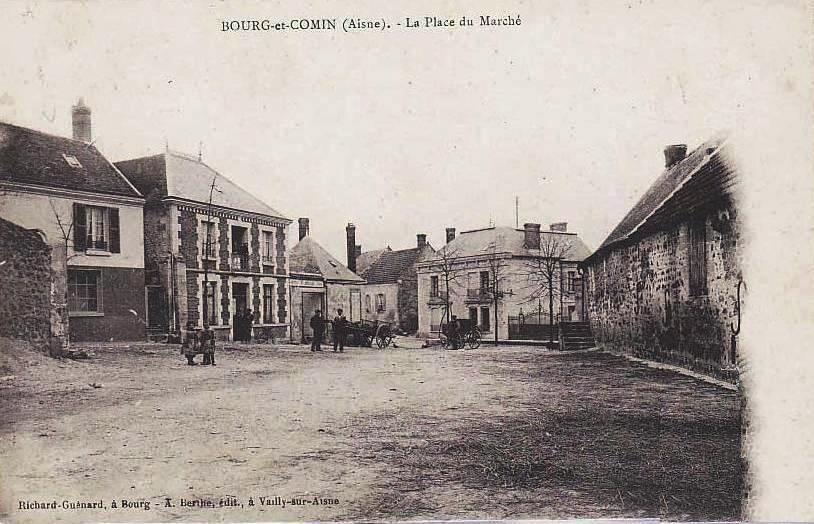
[364,334,373,347]
[375,325,391,349]
[467,330,481,349]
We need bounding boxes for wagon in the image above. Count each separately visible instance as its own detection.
[343,319,395,348]
[441,318,481,350]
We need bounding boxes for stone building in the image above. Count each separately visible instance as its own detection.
[349,224,435,333]
[289,218,365,342]
[0,104,147,342]
[416,224,591,341]
[0,217,67,355]
[115,150,291,341]
[583,135,741,378]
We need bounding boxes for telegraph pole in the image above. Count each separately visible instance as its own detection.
[202,175,217,329]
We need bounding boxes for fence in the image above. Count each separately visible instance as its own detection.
[508,312,559,341]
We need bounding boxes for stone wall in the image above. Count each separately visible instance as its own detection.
[0,218,54,351]
[585,200,741,379]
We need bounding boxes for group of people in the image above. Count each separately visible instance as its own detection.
[233,309,255,343]
[181,322,216,365]
[309,308,348,353]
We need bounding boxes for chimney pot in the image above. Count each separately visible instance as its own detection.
[346,223,357,272]
[417,234,427,249]
[664,144,688,168]
[549,222,568,232]
[445,227,456,243]
[524,223,541,250]
[71,98,92,143]
[298,217,310,241]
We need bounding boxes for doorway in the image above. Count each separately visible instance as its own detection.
[232,282,249,340]
[349,290,361,322]
[302,291,325,341]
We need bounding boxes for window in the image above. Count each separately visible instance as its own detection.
[567,271,576,293]
[480,307,490,331]
[62,153,83,169]
[689,219,708,296]
[375,293,386,312]
[263,284,275,323]
[365,294,371,313]
[262,231,274,264]
[201,221,217,259]
[430,276,439,298]
[204,281,218,326]
[68,269,101,313]
[480,271,490,291]
[73,204,120,253]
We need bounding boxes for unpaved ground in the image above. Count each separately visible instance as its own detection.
[0,340,742,523]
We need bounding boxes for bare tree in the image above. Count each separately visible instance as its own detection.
[517,233,573,345]
[482,237,513,344]
[48,199,79,351]
[427,244,465,327]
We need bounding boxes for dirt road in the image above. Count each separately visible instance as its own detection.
[0,340,742,522]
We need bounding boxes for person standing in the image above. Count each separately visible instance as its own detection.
[201,327,216,365]
[310,310,324,352]
[245,309,255,343]
[333,308,347,353]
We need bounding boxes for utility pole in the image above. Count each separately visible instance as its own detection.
[202,175,217,329]
[515,196,519,228]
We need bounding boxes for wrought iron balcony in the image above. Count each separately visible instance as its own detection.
[466,288,492,301]
[231,253,250,271]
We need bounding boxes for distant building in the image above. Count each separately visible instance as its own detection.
[417,224,592,341]
[583,136,741,378]
[0,101,147,342]
[348,224,435,333]
[289,218,365,343]
[115,150,291,341]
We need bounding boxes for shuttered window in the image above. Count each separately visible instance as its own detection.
[72,204,120,253]
[688,219,708,296]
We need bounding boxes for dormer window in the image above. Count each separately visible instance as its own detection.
[63,153,83,169]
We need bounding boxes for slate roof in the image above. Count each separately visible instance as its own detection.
[356,248,390,275]
[595,134,728,253]
[0,121,141,198]
[433,226,592,262]
[359,246,434,284]
[290,236,365,283]
[115,151,288,220]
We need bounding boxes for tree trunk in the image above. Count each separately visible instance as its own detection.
[548,275,554,345]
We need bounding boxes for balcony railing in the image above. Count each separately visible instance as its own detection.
[467,288,491,301]
[429,290,448,300]
[261,254,274,265]
[231,253,250,271]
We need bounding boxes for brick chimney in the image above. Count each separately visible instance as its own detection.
[346,223,357,272]
[524,223,541,249]
[298,217,310,241]
[71,98,92,143]
[445,227,456,243]
[549,222,568,232]
[664,144,688,168]
[417,234,427,249]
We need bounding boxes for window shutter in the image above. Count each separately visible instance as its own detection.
[109,208,120,253]
[73,204,86,252]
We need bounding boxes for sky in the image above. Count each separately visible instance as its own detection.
[0,0,807,258]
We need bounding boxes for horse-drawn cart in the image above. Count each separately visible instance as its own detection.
[344,319,395,348]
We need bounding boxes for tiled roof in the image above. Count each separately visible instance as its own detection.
[356,248,390,275]
[0,121,141,198]
[115,151,288,220]
[359,246,433,284]
[290,236,364,283]
[595,134,728,252]
[433,227,592,262]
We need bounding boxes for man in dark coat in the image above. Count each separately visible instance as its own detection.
[332,308,347,353]
[245,309,255,343]
[310,310,324,352]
